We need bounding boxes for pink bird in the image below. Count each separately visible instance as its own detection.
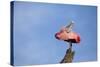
[55,21,80,43]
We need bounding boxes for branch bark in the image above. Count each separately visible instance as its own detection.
[60,43,75,63]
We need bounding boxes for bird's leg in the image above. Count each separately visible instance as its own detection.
[69,41,72,49]
[67,41,72,53]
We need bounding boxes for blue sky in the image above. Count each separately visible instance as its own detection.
[12,1,97,66]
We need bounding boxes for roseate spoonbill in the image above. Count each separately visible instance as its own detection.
[55,21,80,44]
